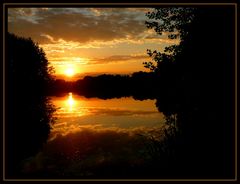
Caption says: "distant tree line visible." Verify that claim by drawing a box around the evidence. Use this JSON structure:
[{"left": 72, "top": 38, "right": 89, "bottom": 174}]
[{"left": 49, "top": 71, "right": 165, "bottom": 100}]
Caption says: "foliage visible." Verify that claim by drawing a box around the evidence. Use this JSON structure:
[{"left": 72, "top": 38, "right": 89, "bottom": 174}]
[
  {"left": 143, "top": 49, "right": 173, "bottom": 72},
  {"left": 6, "top": 33, "right": 56, "bottom": 177},
  {"left": 145, "top": 7, "right": 195, "bottom": 40},
  {"left": 143, "top": 7, "right": 195, "bottom": 73},
  {"left": 8, "top": 33, "right": 55, "bottom": 87},
  {"left": 142, "top": 6, "right": 235, "bottom": 178}
]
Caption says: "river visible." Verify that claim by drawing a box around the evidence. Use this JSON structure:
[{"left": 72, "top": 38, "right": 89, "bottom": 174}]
[{"left": 21, "top": 92, "right": 165, "bottom": 178}]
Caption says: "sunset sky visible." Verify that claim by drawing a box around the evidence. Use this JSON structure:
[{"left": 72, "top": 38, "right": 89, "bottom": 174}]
[{"left": 8, "top": 8, "right": 178, "bottom": 80}]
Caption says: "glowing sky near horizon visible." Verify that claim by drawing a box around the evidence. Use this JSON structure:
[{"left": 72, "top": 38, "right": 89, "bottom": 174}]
[{"left": 8, "top": 7, "right": 178, "bottom": 80}]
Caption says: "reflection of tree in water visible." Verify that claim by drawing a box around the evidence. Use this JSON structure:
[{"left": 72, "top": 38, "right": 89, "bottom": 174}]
[
  {"left": 142, "top": 6, "right": 235, "bottom": 179},
  {"left": 6, "top": 33, "right": 56, "bottom": 178}
]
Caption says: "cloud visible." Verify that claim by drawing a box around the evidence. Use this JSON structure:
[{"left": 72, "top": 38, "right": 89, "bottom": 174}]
[
  {"left": 46, "top": 57, "right": 89, "bottom": 67},
  {"left": 7, "top": 8, "right": 178, "bottom": 75},
  {"left": 42, "top": 52, "right": 148, "bottom": 66},
  {"left": 89, "top": 54, "right": 149, "bottom": 64},
  {"left": 8, "top": 8, "right": 160, "bottom": 45},
  {"left": 8, "top": 8, "right": 45, "bottom": 24},
  {"left": 39, "top": 35, "right": 117, "bottom": 51}
]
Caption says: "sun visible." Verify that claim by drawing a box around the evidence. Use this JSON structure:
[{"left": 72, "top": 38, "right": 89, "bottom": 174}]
[{"left": 65, "top": 68, "right": 75, "bottom": 77}]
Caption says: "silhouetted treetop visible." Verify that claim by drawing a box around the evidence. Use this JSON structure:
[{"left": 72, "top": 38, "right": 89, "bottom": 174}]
[
  {"left": 145, "top": 7, "right": 195, "bottom": 41},
  {"left": 8, "top": 32, "right": 55, "bottom": 91},
  {"left": 143, "top": 8, "right": 195, "bottom": 74}
]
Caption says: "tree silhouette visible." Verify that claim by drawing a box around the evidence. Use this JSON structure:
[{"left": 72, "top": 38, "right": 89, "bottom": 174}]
[
  {"left": 6, "top": 33, "right": 56, "bottom": 178},
  {"left": 144, "top": 6, "right": 235, "bottom": 178},
  {"left": 143, "top": 7, "right": 195, "bottom": 74}
]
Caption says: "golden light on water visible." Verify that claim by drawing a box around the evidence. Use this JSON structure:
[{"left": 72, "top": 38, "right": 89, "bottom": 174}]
[
  {"left": 66, "top": 92, "right": 75, "bottom": 111},
  {"left": 50, "top": 93, "right": 164, "bottom": 141}
]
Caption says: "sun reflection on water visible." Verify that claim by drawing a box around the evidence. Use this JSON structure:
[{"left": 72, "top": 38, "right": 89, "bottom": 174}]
[
  {"left": 66, "top": 92, "right": 76, "bottom": 111},
  {"left": 50, "top": 94, "right": 164, "bottom": 141}
]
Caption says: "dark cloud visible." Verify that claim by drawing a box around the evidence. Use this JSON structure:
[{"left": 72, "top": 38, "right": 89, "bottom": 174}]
[
  {"left": 8, "top": 8, "right": 154, "bottom": 44},
  {"left": 89, "top": 55, "right": 149, "bottom": 64}
]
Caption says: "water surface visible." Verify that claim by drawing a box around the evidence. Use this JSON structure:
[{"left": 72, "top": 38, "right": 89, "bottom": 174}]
[
  {"left": 21, "top": 93, "right": 165, "bottom": 178},
  {"left": 50, "top": 93, "right": 164, "bottom": 140}
]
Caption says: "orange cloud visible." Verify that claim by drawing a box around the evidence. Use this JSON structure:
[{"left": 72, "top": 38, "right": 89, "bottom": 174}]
[{"left": 8, "top": 8, "right": 166, "bottom": 44}]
